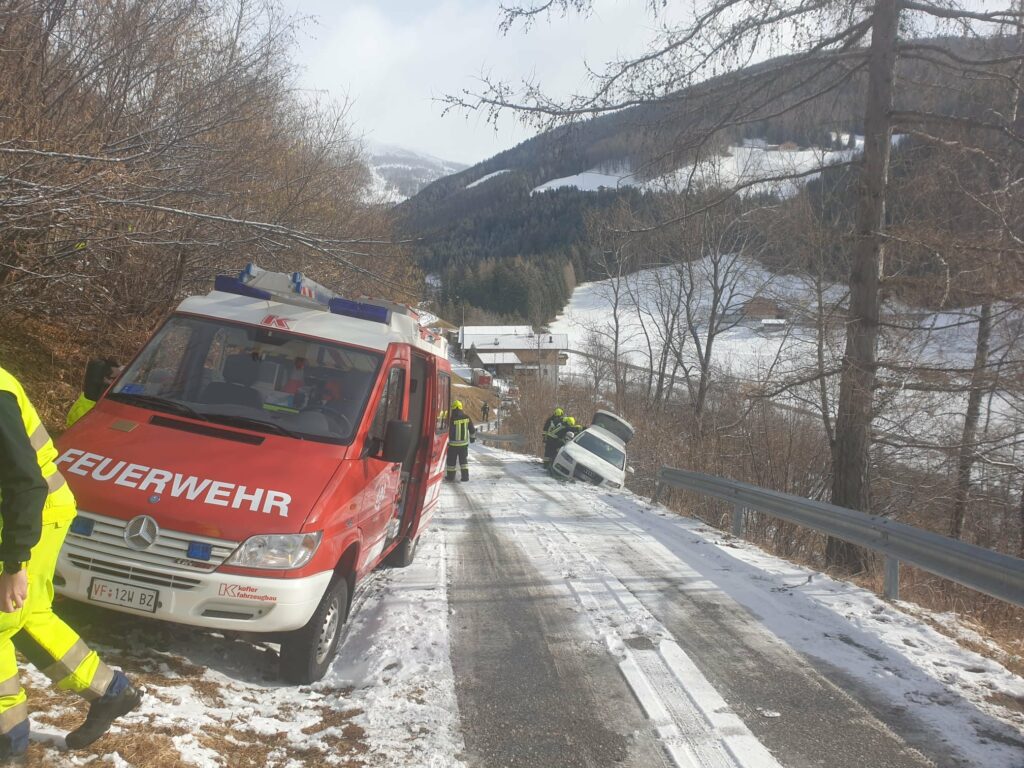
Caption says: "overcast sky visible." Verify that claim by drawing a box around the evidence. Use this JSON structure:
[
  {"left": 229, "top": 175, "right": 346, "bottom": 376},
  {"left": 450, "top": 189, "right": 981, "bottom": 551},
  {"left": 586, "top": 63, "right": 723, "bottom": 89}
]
[{"left": 280, "top": 1, "right": 672, "bottom": 165}]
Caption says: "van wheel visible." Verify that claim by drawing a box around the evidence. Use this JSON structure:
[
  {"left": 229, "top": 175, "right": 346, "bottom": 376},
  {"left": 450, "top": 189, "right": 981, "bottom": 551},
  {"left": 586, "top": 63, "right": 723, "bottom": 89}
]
[
  {"left": 279, "top": 577, "right": 348, "bottom": 684},
  {"left": 388, "top": 534, "right": 417, "bottom": 568}
]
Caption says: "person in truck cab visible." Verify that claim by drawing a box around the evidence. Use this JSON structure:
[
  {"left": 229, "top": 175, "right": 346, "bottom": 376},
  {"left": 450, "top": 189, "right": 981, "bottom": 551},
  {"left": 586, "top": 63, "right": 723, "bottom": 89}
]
[
  {"left": 316, "top": 378, "right": 359, "bottom": 431},
  {"left": 446, "top": 400, "right": 476, "bottom": 482},
  {"left": 0, "top": 367, "right": 141, "bottom": 760}
]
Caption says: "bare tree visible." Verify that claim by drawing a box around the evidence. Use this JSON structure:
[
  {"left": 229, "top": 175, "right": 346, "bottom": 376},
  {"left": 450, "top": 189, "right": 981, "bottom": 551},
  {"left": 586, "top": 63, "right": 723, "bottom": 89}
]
[
  {"left": 451, "top": 0, "right": 1024, "bottom": 571},
  {"left": 0, "top": 1, "right": 414, "bottom": 333}
]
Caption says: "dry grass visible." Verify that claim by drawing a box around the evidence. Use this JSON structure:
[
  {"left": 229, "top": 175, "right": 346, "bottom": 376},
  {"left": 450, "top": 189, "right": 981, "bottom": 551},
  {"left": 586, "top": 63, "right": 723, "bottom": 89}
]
[
  {"left": 21, "top": 655, "right": 369, "bottom": 767},
  {"left": 987, "top": 691, "right": 1024, "bottom": 714},
  {"left": 451, "top": 373, "right": 500, "bottom": 425},
  {"left": 0, "top": 313, "right": 155, "bottom": 434},
  {"left": 198, "top": 714, "right": 368, "bottom": 768}
]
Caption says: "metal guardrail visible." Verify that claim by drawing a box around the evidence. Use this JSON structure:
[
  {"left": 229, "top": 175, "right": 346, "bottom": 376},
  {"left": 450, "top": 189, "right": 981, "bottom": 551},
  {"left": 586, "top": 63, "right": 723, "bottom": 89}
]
[
  {"left": 475, "top": 432, "right": 526, "bottom": 445},
  {"left": 653, "top": 466, "right": 1024, "bottom": 607}
]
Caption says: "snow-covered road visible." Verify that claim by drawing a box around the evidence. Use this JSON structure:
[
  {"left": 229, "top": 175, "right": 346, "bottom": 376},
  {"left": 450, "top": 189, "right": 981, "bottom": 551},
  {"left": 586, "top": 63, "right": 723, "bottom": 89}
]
[{"left": 25, "top": 446, "right": 1024, "bottom": 767}]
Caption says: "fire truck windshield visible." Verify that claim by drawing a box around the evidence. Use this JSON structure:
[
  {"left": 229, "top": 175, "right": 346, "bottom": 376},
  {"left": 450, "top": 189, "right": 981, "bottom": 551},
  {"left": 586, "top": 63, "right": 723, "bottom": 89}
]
[{"left": 109, "top": 315, "right": 383, "bottom": 444}]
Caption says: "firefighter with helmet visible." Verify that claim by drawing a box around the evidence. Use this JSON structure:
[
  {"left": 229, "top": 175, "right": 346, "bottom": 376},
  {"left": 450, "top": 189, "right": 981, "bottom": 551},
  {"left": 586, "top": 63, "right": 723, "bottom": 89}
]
[
  {"left": 554, "top": 416, "right": 580, "bottom": 447},
  {"left": 65, "top": 358, "right": 121, "bottom": 428},
  {"left": 541, "top": 407, "right": 564, "bottom": 470},
  {"left": 446, "top": 400, "right": 476, "bottom": 482},
  {"left": 0, "top": 367, "right": 141, "bottom": 761}
]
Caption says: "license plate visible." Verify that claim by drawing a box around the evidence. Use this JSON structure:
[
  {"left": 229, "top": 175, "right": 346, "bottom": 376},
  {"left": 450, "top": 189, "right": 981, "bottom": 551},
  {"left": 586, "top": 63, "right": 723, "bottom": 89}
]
[{"left": 88, "top": 578, "right": 158, "bottom": 613}]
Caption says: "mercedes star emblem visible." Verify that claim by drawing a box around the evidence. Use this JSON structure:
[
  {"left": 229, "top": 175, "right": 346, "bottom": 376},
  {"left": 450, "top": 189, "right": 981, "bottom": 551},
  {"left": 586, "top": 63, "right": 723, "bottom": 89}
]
[{"left": 123, "top": 515, "right": 160, "bottom": 551}]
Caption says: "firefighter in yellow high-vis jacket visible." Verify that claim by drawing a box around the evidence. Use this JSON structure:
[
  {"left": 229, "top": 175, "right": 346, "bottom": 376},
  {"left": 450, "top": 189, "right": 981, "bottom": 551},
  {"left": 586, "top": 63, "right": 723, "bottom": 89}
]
[
  {"left": 445, "top": 400, "right": 476, "bottom": 482},
  {"left": 65, "top": 358, "right": 121, "bottom": 429},
  {"left": 0, "top": 366, "right": 140, "bottom": 761}
]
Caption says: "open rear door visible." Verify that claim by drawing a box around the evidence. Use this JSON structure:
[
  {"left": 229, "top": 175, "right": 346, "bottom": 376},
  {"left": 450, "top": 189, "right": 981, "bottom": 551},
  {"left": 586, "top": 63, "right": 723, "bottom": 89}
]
[{"left": 407, "top": 357, "right": 449, "bottom": 537}]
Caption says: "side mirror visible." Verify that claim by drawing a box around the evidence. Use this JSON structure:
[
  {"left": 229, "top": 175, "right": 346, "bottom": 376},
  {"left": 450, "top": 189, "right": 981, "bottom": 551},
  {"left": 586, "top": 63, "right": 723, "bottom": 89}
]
[
  {"left": 83, "top": 358, "right": 119, "bottom": 400},
  {"left": 381, "top": 420, "right": 413, "bottom": 463},
  {"left": 626, "top": 466, "right": 636, "bottom": 474}
]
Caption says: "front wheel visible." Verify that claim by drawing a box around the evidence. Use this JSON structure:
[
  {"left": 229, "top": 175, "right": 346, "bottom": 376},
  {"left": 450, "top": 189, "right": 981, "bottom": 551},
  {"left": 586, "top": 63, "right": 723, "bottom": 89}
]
[{"left": 279, "top": 576, "right": 348, "bottom": 684}]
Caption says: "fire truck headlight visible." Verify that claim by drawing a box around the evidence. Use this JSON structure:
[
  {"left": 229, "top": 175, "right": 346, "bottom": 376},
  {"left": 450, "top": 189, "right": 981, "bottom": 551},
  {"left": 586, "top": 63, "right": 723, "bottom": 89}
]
[{"left": 226, "top": 532, "right": 323, "bottom": 570}]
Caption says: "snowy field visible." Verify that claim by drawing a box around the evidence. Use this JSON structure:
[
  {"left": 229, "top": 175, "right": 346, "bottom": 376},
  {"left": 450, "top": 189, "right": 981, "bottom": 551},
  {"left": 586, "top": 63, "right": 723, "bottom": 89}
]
[
  {"left": 21, "top": 447, "right": 1024, "bottom": 766},
  {"left": 531, "top": 139, "right": 865, "bottom": 198},
  {"left": 550, "top": 258, "right": 984, "bottom": 381},
  {"left": 548, "top": 258, "right": 1012, "bottom": 460},
  {"left": 464, "top": 169, "right": 510, "bottom": 189}
]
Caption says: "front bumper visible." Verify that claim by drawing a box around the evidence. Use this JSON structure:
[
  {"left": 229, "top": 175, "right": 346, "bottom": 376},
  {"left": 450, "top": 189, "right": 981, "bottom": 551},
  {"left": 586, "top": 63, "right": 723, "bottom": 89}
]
[
  {"left": 54, "top": 510, "right": 332, "bottom": 633},
  {"left": 551, "top": 451, "right": 622, "bottom": 488},
  {"left": 56, "top": 551, "right": 332, "bottom": 634}
]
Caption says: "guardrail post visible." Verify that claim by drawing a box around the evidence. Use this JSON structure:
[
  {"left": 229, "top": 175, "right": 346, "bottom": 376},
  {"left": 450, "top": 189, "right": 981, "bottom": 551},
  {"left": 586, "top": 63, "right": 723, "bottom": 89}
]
[
  {"left": 732, "top": 504, "right": 744, "bottom": 538},
  {"left": 652, "top": 482, "right": 662, "bottom": 505},
  {"left": 884, "top": 556, "right": 900, "bottom": 601}
]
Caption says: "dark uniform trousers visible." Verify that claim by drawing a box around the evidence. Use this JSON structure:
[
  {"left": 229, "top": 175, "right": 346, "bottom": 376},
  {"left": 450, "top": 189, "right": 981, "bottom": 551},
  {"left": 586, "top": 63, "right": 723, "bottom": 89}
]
[{"left": 446, "top": 444, "right": 469, "bottom": 481}]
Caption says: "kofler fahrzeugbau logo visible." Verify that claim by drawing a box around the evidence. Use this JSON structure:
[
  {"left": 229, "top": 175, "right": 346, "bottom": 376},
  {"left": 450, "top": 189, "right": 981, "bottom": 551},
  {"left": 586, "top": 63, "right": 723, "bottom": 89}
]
[{"left": 56, "top": 449, "right": 292, "bottom": 516}]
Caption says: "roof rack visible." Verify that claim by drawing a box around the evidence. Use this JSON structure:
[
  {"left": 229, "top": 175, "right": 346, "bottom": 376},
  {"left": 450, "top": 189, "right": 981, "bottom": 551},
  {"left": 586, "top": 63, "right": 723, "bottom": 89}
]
[{"left": 213, "top": 263, "right": 416, "bottom": 326}]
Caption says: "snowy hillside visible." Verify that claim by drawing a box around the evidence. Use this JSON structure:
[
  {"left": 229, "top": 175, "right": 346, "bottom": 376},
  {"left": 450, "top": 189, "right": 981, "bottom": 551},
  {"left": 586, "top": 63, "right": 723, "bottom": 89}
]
[
  {"left": 532, "top": 139, "right": 864, "bottom": 198},
  {"left": 550, "top": 259, "right": 839, "bottom": 378},
  {"left": 549, "top": 258, "right": 1011, "bottom": 461},
  {"left": 366, "top": 142, "right": 467, "bottom": 204},
  {"left": 550, "top": 257, "right": 982, "bottom": 379}
]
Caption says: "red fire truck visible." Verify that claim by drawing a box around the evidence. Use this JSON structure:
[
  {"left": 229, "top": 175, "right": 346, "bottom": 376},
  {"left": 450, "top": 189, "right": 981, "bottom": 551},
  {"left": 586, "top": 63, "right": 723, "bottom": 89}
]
[{"left": 54, "top": 265, "right": 451, "bottom": 682}]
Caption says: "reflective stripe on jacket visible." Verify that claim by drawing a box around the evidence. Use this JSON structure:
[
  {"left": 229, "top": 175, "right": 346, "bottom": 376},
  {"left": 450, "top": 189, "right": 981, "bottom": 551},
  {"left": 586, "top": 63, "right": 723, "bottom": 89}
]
[
  {"left": 449, "top": 409, "right": 475, "bottom": 447},
  {"left": 0, "top": 368, "right": 76, "bottom": 520},
  {"left": 542, "top": 414, "right": 562, "bottom": 440}
]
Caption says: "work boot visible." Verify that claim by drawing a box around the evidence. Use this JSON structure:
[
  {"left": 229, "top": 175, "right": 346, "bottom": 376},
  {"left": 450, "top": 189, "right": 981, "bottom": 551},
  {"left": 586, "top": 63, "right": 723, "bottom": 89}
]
[
  {"left": 444, "top": 475, "right": 455, "bottom": 483},
  {"left": 65, "top": 673, "right": 142, "bottom": 750},
  {"left": 461, "top": 474, "right": 469, "bottom": 482},
  {"left": 0, "top": 720, "right": 28, "bottom": 764}
]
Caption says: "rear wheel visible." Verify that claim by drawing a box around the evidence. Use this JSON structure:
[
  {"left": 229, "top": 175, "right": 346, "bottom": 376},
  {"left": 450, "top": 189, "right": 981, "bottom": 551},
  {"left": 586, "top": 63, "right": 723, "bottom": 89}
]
[{"left": 279, "top": 576, "right": 348, "bottom": 684}]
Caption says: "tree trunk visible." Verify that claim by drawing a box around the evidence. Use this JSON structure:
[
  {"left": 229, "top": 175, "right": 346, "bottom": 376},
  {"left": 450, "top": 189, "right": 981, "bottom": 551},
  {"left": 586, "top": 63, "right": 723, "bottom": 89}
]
[
  {"left": 828, "top": 0, "right": 898, "bottom": 571},
  {"left": 1019, "top": 487, "right": 1024, "bottom": 558},
  {"left": 816, "top": 273, "right": 835, "bottom": 449},
  {"left": 950, "top": 303, "right": 992, "bottom": 540}
]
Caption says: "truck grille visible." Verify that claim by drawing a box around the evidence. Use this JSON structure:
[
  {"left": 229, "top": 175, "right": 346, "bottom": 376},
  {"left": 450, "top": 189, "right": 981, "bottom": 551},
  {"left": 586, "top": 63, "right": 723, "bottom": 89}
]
[
  {"left": 573, "top": 464, "right": 603, "bottom": 484},
  {"left": 65, "top": 554, "right": 202, "bottom": 590},
  {"left": 64, "top": 510, "right": 238, "bottom": 578}
]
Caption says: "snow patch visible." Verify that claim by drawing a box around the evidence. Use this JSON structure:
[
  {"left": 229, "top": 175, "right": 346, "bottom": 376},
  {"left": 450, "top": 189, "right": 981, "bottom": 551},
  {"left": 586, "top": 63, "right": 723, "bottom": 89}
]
[{"left": 464, "top": 169, "right": 511, "bottom": 189}]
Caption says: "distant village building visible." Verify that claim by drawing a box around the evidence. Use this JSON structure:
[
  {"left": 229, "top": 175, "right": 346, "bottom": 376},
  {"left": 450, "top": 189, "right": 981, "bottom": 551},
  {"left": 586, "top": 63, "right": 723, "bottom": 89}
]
[
  {"left": 459, "top": 325, "right": 568, "bottom": 382},
  {"left": 741, "top": 297, "right": 787, "bottom": 320},
  {"left": 759, "top": 318, "right": 788, "bottom": 332}
]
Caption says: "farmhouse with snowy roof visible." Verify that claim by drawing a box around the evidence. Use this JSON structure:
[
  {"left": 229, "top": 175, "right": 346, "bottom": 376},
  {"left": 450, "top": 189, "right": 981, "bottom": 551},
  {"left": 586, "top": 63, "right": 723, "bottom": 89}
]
[{"left": 459, "top": 325, "right": 568, "bottom": 381}]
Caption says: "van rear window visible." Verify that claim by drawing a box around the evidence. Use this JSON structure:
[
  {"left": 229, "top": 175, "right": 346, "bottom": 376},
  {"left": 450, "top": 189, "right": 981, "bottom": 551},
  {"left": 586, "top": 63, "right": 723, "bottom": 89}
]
[{"left": 110, "top": 315, "right": 382, "bottom": 444}]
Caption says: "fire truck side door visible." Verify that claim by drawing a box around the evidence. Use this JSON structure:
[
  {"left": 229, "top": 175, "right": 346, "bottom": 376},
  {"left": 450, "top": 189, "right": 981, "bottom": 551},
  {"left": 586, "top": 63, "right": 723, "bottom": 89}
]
[{"left": 360, "top": 362, "right": 406, "bottom": 570}]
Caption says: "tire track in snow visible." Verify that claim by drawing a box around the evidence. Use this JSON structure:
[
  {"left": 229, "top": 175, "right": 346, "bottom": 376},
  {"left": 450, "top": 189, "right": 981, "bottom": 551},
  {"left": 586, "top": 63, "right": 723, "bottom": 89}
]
[
  {"left": 491, "top": 452, "right": 936, "bottom": 768},
  {"left": 468, "top": 450, "right": 782, "bottom": 768},
  {"left": 445, "top": 465, "right": 668, "bottom": 768}
]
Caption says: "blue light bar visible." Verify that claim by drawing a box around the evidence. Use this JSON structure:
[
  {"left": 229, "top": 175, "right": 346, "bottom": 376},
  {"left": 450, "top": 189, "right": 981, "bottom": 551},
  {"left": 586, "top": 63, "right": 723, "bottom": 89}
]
[
  {"left": 70, "top": 517, "right": 95, "bottom": 536},
  {"left": 328, "top": 298, "right": 390, "bottom": 324},
  {"left": 187, "top": 541, "right": 212, "bottom": 561},
  {"left": 214, "top": 275, "right": 274, "bottom": 301}
]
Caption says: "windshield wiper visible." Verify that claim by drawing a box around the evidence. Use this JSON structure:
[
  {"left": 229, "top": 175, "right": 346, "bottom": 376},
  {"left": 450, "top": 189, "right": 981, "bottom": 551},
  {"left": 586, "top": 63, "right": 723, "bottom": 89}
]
[
  {"left": 199, "top": 413, "right": 302, "bottom": 440},
  {"left": 111, "top": 393, "right": 207, "bottom": 421}
]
